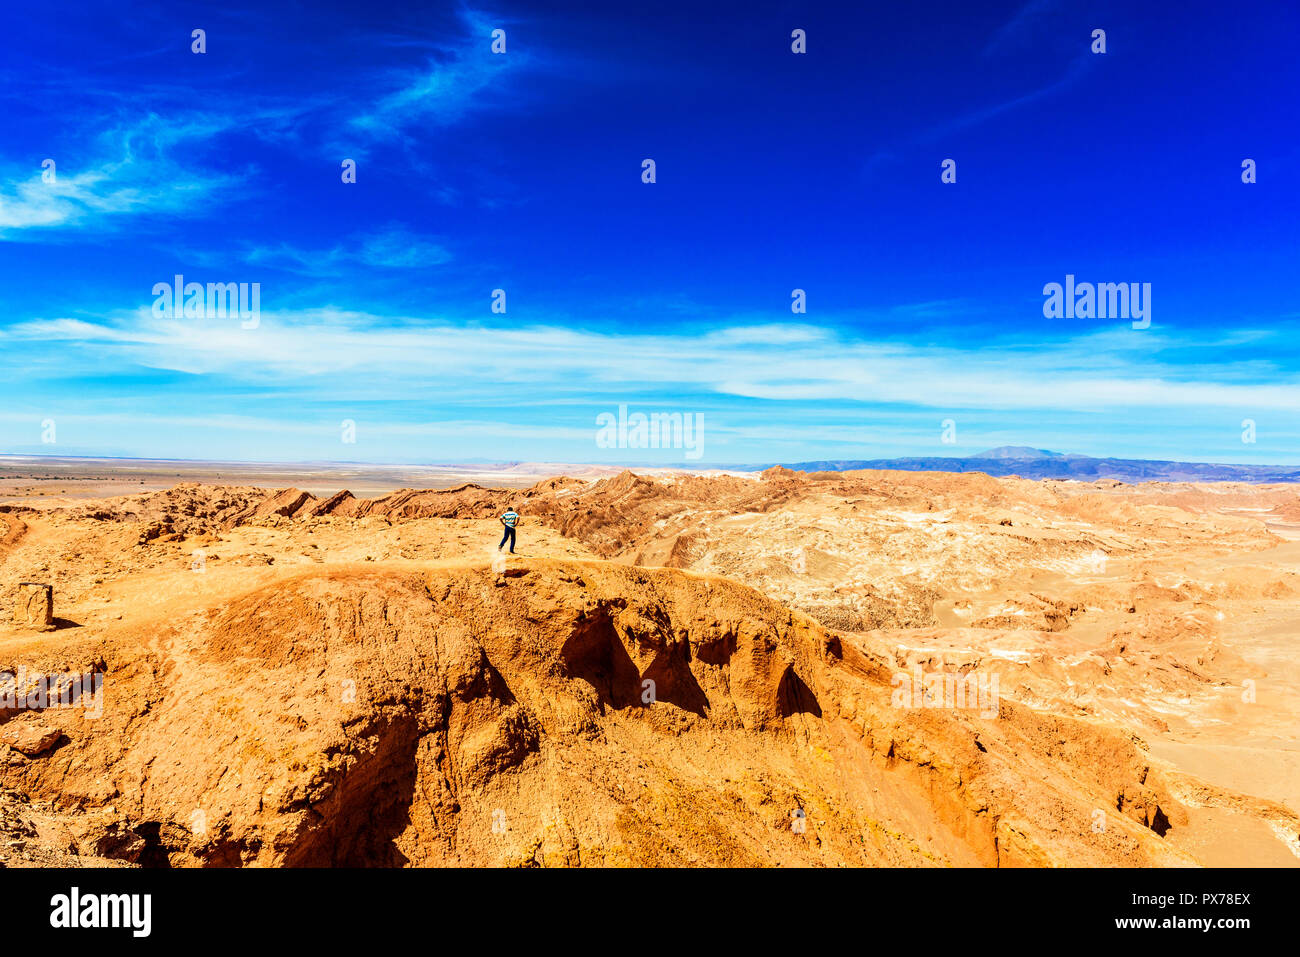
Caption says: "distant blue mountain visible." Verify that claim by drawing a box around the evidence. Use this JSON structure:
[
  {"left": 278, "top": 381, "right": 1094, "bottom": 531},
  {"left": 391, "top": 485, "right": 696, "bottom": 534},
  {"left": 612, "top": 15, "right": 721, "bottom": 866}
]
[{"left": 768, "top": 448, "right": 1300, "bottom": 483}]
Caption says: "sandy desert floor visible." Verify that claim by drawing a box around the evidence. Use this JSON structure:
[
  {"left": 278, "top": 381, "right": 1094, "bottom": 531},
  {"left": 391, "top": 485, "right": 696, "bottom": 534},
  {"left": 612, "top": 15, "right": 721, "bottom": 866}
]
[{"left": 0, "top": 463, "right": 1296, "bottom": 867}]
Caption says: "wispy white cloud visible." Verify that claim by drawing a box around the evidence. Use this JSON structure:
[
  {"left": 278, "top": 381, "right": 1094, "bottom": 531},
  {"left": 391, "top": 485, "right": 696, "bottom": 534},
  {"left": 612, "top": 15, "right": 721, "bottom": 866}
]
[
  {"left": 241, "top": 227, "right": 453, "bottom": 275},
  {"left": 0, "top": 8, "right": 528, "bottom": 239},
  {"left": 0, "top": 409, "right": 594, "bottom": 443},
  {"left": 345, "top": 8, "right": 525, "bottom": 147},
  {"left": 6, "top": 309, "right": 1299, "bottom": 415},
  {"left": 0, "top": 113, "right": 247, "bottom": 238},
  {"left": 862, "top": 0, "right": 1089, "bottom": 175},
  {"left": 982, "top": 0, "right": 1063, "bottom": 57}
]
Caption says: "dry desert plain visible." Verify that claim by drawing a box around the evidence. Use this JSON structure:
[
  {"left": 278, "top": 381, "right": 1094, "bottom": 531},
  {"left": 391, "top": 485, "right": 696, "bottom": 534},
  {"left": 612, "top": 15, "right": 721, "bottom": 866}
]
[{"left": 1, "top": 459, "right": 1298, "bottom": 867}]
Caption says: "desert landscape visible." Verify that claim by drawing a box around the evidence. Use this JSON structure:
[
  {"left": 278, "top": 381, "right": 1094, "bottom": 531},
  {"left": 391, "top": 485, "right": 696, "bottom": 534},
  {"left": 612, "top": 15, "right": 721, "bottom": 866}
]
[{"left": 1, "top": 463, "right": 1296, "bottom": 867}]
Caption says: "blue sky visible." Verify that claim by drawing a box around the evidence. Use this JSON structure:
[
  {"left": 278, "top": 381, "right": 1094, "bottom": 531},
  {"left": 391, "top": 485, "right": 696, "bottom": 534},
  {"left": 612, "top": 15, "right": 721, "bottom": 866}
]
[{"left": 1, "top": 0, "right": 1298, "bottom": 466}]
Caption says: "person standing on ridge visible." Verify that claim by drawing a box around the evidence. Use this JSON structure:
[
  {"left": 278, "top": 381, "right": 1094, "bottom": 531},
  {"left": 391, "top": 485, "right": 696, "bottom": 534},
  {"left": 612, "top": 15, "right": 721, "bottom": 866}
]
[{"left": 498, "top": 505, "right": 520, "bottom": 553}]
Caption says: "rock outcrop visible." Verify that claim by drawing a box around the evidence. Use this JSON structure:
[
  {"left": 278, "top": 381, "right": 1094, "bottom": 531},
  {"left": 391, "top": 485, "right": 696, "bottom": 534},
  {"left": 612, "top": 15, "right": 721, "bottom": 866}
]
[
  {"left": 0, "top": 559, "right": 1225, "bottom": 867},
  {"left": 13, "top": 583, "right": 53, "bottom": 631}
]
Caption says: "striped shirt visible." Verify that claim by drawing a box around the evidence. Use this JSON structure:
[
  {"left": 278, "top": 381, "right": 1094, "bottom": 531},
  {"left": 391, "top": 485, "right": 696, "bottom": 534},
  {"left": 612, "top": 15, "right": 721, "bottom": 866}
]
[{"left": 501, "top": 510, "right": 519, "bottom": 527}]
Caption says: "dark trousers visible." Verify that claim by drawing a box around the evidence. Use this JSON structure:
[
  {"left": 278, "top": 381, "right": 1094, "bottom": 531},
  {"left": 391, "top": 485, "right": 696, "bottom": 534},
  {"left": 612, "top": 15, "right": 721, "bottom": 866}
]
[{"left": 498, "top": 526, "right": 516, "bottom": 552}]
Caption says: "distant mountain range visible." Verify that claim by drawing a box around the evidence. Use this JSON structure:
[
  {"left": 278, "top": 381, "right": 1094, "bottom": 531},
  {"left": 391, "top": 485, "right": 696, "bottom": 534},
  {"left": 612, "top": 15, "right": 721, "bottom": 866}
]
[{"left": 773, "top": 446, "right": 1300, "bottom": 483}]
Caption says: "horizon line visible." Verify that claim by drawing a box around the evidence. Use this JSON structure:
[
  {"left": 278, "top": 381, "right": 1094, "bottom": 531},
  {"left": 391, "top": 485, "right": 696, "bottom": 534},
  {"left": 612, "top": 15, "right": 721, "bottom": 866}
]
[{"left": 4, "top": 448, "right": 1300, "bottom": 474}]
